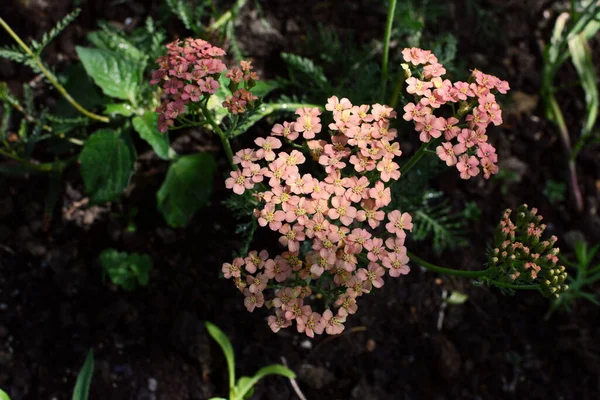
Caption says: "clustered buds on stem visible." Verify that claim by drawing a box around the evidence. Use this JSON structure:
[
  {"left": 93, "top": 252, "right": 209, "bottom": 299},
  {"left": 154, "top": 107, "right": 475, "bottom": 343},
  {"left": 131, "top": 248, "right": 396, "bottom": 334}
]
[
  {"left": 150, "top": 38, "right": 259, "bottom": 132},
  {"left": 488, "top": 205, "right": 568, "bottom": 298},
  {"left": 222, "top": 96, "right": 414, "bottom": 337},
  {"left": 401, "top": 47, "right": 510, "bottom": 180}
]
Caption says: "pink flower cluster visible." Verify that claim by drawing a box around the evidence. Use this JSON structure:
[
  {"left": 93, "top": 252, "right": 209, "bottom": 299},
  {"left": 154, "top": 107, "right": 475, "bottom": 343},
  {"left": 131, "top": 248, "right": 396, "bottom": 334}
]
[
  {"left": 401, "top": 47, "right": 510, "bottom": 180},
  {"left": 222, "top": 96, "right": 413, "bottom": 337},
  {"left": 150, "top": 38, "right": 259, "bottom": 132}
]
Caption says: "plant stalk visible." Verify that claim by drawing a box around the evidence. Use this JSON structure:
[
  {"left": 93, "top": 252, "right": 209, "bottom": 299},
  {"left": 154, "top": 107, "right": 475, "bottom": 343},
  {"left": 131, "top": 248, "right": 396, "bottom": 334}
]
[
  {"left": 408, "top": 251, "right": 489, "bottom": 278},
  {"left": 380, "top": 0, "right": 397, "bottom": 101},
  {"left": 0, "top": 17, "right": 109, "bottom": 123}
]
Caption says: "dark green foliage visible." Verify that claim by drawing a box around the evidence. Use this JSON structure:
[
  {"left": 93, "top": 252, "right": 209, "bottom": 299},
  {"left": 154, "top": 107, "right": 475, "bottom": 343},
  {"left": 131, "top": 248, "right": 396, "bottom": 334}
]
[
  {"left": 32, "top": 9, "right": 81, "bottom": 56},
  {"left": 223, "top": 191, "right": 259, "bottom": 257},
  {"left": 99, "top": 249, "right": 153, "bottom": 291},
  {"left": 166, "top": 0, "right": 205, "bottom": 35}
]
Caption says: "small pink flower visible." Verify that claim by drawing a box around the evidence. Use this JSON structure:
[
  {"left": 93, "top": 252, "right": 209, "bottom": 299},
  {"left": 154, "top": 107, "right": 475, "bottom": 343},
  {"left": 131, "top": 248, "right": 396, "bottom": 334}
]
[
  {"left": 356, "top": 263, "right": 386, "bottom": 289},
  {"left": 257, "top": 202, "right": 286, "bottom": 231},
  {"left": 364, "top": 237, "right": 387, "bottom": 262},
  {"left": 225, "top": 170, "right": 254, "bottom": 194},
  {"left": 255, "top": 136, "right": 282, "bottom": 161},
  {"left": 376, "top": 159, "right": 401, "bottom": 182},
  {"left": 406, "top": 77, "right": 432, "bottom": 96},
  {"left": 369, "top": 181, "right": 391, "bottom": 208},
  {"left": 243, "top": 289, "right": 265, "bottom": 312},
  {"left": 381, "top": 252, "right": 410, "bottom": 277},
  {"left": 415, "top": 114, "right": 444, "bottom": 143},
  {"left": 222, "top": 257, "right": 243, "bottom": 278},
  {"left": 328, "top": 196, "right": 357, "bottom": 226},
  {"left": 297, "top": 311, "right": 324, "bottom": 338},
  {"left": 295, "top": 107, "right": 322, "bottom": 139},
  {"left": 386, "top": 210, "right": 413, "bottom": 236},
  {"left": 456, "top": 154, "right": 480, "bottom": 180},
  {"left": 320, "top": 309, "right": 346, "bottom": 335},
  {"left": 268, "top": 309, "right": 292, "bottom": 333},
  {"left": 278, "top": 223, "right": 305, "bottom": 252},
  {"left": 271, "top": 121, "right": 299, "bottom": 140}
]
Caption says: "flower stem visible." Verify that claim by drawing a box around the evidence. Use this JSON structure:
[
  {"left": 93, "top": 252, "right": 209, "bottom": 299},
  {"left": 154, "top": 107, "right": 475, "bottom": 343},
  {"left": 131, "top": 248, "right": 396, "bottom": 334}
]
[
  {"left": 0, "top": 17, "right": 110, "bottom": 123},
  {"left": 408, "top": 251, "right": 490, "bottom": 278},
  {"left": 400, "top": 141, "right": 430, "bottom": 176},
  {"left": 199, "top": 104, "right": 236, "bottom": 170},
  {"left": 380, "top": 0, "right": 397, "bottom": 101}
]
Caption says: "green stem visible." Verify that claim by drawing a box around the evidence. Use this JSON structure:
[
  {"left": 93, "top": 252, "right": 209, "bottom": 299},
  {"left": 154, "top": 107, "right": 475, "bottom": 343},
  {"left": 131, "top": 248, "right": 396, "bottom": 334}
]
[
  {"left": 0, "top": 18, "right": 109, "bottom": 123},
  {"left": 265, "top": 103, "right": 325, "bottom": 112},
  {"left": 490, "top": 281, "right": 539, "bottom": 291},
  {"left": 380, "top": 0, "right": 397, "bottom": 100},
  {"left": 400, "top": 141, "right": 430, "bottom": 176},
  {"left": 199, "top": 104, "right": 236, "bottom": 170},
  {"left": 408, "top": 251, "right": 490, "bottom": 278},
  {"left": 0, "top": 148, "right": 66, "bottom": 173}
]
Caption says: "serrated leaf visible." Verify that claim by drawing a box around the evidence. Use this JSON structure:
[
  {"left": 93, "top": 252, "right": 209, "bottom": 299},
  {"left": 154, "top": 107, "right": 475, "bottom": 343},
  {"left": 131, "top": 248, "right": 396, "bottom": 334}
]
[
  {"left": 99, "top": 248, "right": 153, "bottom": 290},
  {"left": 87, "top": 24, "right": 146, "bottom": 63},
  {"left": 132, "top": 112, "right": 171, "bottom": 160},
  {"left": 79, "top": 129, "right": 133, "bottom": 204},
  {"left": 72, "top": 349, "right": 94, "bottom": 400},
  {"left": 104, "top": 103, "right": 134, "bottom": 117},
  {"left": 157, "top": 153, "right": 216, "bottom": 227},
  {"left": 37, "top": 9, "right": 81, "bottom": 56},
  {"left": 281, "top": 53, "right": 328, "bottom": 88},
  {"left": 205, "top": 322, "right": 236, "bottom": 391},
  {"left": 568, "top": 33, "right": 598, "bottom": 138},
  {"left": 76, "top": 46, "right": 142, "bottom": 103}
]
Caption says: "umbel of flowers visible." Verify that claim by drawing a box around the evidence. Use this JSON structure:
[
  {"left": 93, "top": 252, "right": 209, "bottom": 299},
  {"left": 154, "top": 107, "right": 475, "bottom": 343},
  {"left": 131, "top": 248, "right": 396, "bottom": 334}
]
[
  {"left": 150, "top": 38, "right": 258, "bottom": 132},
  {"left": 222, "top": 96, "right": 414, "bottom": 337},
  {"left": 400, "top": 48, "right": 509, "bottom": 180},
  {"left": 487, "top": 205, "right": 568, "bottom": 298}
]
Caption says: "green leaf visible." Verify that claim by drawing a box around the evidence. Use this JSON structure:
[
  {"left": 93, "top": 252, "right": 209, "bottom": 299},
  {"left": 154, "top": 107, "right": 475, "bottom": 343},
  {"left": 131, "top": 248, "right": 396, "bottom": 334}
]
[
  {"left": 568, "top": 33, "right": 598, "bottom": 138},
  {"left": 0, "top": 388, "right": 10, "bottom": 400},
  {"left": 207, "top": 74, "right": 230, "bottom": 125},
  {"left": 87, "top": 23, "right": 146, "bottom": 62},
  {"left": 205, "top": 322, "right": 236, "bottom": 392},
  {"left": 99, "top": 248, "right": 153, "bottom": 290},
  {"left": 79, "top": 129, "right": 133, "bottom": 204},
  {"left": 157, "top": 153, "right": 216, "bottom": 227},
  {"left": 234, "top": 365, "right": 295, "bottom": 400},
  {"left": 75, "top": 47, "right": 143, "bottom": 103},
  {"left": 72, "top": 349, "right": 94, "bottom": 400},
  {"left": 251, "top": 80, "right": 281, "bottom": 98},
  {"left": 104, "top": 103, "right": 135, "bottom": 117},
  {"left": 36, "top": 9, "right": 81, "bottom": 56},
  {"left": 132, "top": 112, "right": 171, "bottom": 160},
  {"left": 281, "top": 53, "right": 328, "bottom": 89},
  {"left": 447, "top": 291, "right": 469, "bottom": 305}
]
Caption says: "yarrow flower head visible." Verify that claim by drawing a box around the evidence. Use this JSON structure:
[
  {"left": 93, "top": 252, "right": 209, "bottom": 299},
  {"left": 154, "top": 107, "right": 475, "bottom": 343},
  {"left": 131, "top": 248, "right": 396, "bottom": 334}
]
[
  {"left": 401, "top": 47, "right": 509, "bottom": 180},
  {"left": 222, "top": 96, "right": 413, "bottom": 337},
  {"left": 487, "top": 204, "right": 568, "bottom": 298},
  {"left": 150, "top": 38, "right": 260, "bottom": 132}
]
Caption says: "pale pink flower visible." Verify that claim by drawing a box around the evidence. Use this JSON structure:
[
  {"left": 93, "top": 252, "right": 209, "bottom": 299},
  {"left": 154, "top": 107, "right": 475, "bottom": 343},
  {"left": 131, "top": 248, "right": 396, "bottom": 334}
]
[
  {"left": 456, "top": 154, "right": 480, "bottom": 180},
  {"left": 371, "top": 103, "right": 396, "bottom": 121},
  {"left": 264, "top": 258, "right": 292, "bottom": 282},
  {"left": 386, "top": 210, "right": 413, "bottom": 236},
  {"left": 406, "top": 77, "right": 432, "bottom": 96},
  {"left": 369, "top": 181, "right": 391, "bottom": 207},
  {"left": 247, "top": 273, "right": 268, "bottom": 293},
  {"left": 222, "top": 257, "right": 243, "bottom": 278},
  {"left": 326, "top": 96, "right": 352, "bottom": 113},
  {"left": 385, "top": 236, "right": 407, "bottom": 253},
  {"left": 233, "top": 148, "right": 258, "bottom": 168},
  {"left": 255, "top": 136, "right": 282, "bottom": 161},
  {"left": 356, "top": 200, "right": 385, "bottom": 229},
  {"left": 297, "top": 312, "right": 324, "bottom": 338},
  {"left": 278, "top": 223, "right": 305, "bottom": 252},
  {"left": 436, "top": 142, "right": 459, "bottom": 166},
  {"left": 328, "top": 196, "right": 357, "bottom": 226},
  {"left": 334, "top": 294, "right": 358, "bottom": 315},
  {"left": 481, "top": 157, "right": 499, "bottom": 179},
  {"left": 320, "top": 309, "right": 346, "bottom": 335},
  {"left": 268, "top": 309, "right": 292, "bottom": 333},
  {"left": 381, "top": 252, "right": 410, "bottom": 277},
  {"left": 257, "top": 202, "right": 286, "bottom": 231},
  {"left": 477, "top": 142, "right": 498, "bottom": 163},
  {"left": 356, "top": 263, "right": 386, "bottom": 289},
  {"left": 364, "top": 237, "right": 387, "bottom": 262},
  {"left": 271, "top": 121, "right": 299, "bottom": 140},
  {"left": 279, "top": 150, "right": 306, "bottom": 167},
  {"left": 415, "top": 114, "right": 444, "bottom": 142},
  {"left": 243, "top": 289, "right": 264, "bottom": 312},
  {"left": 225, "top": 170, "right": 254, "bottom": 194},
  {"left": 344, "top": 176, "right": 370, "bottom": 203},
  {"left": 295, "top": 107, "right": 322, "bottom": 139},
  {"left": 346, "top": 228, "right": 372, "bottom": 254},
  {"left": 376, "top": 158, "right": 401, "bottom": 182}
]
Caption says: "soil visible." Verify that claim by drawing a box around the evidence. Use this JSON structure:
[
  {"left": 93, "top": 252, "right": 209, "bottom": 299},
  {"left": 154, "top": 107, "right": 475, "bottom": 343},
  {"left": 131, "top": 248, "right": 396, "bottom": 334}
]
[{"left": 1, "top": 0, "right": 600, "bottom": 399}]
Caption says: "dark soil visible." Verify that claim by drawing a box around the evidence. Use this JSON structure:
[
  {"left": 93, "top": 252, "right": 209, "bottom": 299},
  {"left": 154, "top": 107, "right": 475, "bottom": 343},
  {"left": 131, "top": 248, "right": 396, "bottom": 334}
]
[{"left": 1, "top": 0, "right": 600, "bottom": 399}]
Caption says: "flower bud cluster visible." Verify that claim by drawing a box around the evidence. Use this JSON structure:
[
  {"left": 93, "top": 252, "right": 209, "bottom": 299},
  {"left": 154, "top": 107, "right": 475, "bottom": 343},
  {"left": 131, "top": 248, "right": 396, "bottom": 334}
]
[
  {"left": 222, "top": 96, "right": 413, "bottom": 337},
  {"left": 150, "top": 38, "right": 259, "bottom": 132},
  {"left": 488, "top": 205, "right": 567, "bottom": 298},
  {"left": 401, "top": 47, "right": 510, "bottom": 180}
]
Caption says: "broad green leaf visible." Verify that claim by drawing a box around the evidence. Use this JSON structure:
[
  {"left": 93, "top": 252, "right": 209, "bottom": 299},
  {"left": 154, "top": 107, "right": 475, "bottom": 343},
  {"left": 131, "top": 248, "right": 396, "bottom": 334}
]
[
  {"left": 76, "top": 46, "right": 143, "bottom": 104},
  {"left": 87, "top": 25, "right": 146, "bottom": 62},
  {"left": 205, "top": 322, "right": 236, "bottom": 392},
  {"left": 0, "top": 388, "right": 10, "bottom": 400},
  {"left": 79, "top": 129, "right": 133, "bottom": 204},
  {"left": 568, "top": 33, "right": 598, "bottom": 138},
  {"left": 54, "top": 64, "right": 106, "bottom": 118},
  {"left": 251, "top": 79, "right": 281, "bottom": 98},
  {"left": 132, "top": 112, "right": 171, "bottom": 160},
  {"left": 234, "top": 365, "right": 295, "bottom": 400},
  {"left": 104, "top": 103, "right": 135, "bottom": 117},
  {"left": 157, "top": 153, "right": 216, "bottom": 227},
  {"left": 72, "top": 349, "right": 94, "bottom": 400}
]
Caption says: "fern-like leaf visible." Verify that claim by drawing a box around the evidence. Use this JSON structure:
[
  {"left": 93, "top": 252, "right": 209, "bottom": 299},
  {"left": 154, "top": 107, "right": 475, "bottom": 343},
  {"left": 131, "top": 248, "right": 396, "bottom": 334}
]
[
  {"left": 166, "top": 0, "right": 202, "bottom": 34},
  {"left": 0, "top": 46, "right": 38, "bottom": 71},
  {"left": 411, "top": 192, "right": 468, "bottom": 254},
  {"left": 281, "top": 53, "right": 328, "bottom": 90},
  {"left": 33, "top": 9, "right": 81, "bottom": 56}
]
